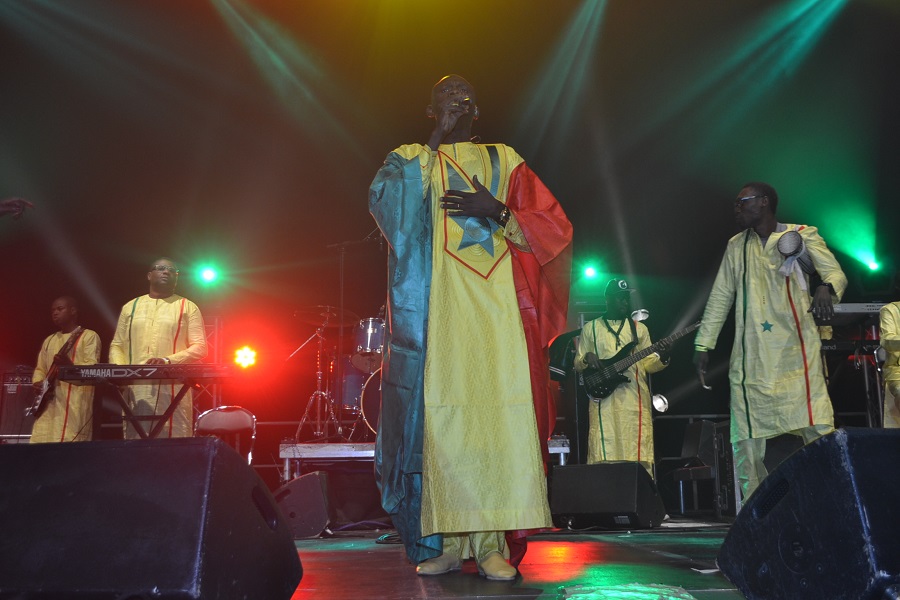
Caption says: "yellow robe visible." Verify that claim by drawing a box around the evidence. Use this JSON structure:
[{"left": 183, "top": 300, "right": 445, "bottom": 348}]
[
  {"left": 30, "top": 329, "right": 101, "bottom": 443},
  {"left": 413, "top": 142, "right": 552, "bottom": 536},
  {"left": 880, "top": 302, "right": 900, "bottom": 428},
  {"left": 574, "top": 318, "right": 666, "bottom": 475},
  {"left": 109, "top": 294, "right": 207, "bottom": 438},
  {"left": 696, "top": 224, "right": 847, "bottom": 442}
]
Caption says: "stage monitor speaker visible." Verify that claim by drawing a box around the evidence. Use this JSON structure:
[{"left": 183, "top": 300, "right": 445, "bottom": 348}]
[
  {"left": 717, "top": 428, "right": 900, "bottom": 600},
  {"left": 1, "top": 369, "right": 35, "bottom": 439},
  {"left": 550, "top": 462, "right": 666, "bottom": 529},
  {"left": 0, "top": 437, "right": 302, "bottom": 599},
  {"left": 274, "top": 471, "right": 332, "bottom": 539}
]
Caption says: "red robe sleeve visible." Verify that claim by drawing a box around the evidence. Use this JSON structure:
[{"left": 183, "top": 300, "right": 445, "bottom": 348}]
[{"left": 507, "top": 162, "right": 573, "bottom": 464}]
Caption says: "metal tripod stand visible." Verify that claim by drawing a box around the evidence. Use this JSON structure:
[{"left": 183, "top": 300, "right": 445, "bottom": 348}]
[{"left": 289, "top": 321, "right": 341, "bottom": 440}]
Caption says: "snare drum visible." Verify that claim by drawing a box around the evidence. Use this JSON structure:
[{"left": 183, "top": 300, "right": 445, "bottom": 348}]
[{"left": 351, "top": 317, "right": 384, "bottom": 373}]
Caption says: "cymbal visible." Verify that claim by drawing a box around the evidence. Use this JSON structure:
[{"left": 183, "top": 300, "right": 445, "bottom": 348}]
[{"left": 293, "top": 305, "right": 360, "bottom": 327}]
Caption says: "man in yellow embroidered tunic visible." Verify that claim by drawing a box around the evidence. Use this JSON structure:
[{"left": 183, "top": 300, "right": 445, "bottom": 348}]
[
  {"left": 694, "top": 182, "right": 847, "bottom": 499},
  {"left": 110, "top": 258, "right": 207, "bottom": 438},
  {"left": 31, "top": 296, "right": 101, "bottom": 443},
  {"left": 574, "top": 279, "right": 668, "bottom": 476},
  {"left": 880, "top": 301, "right": 900, "bottom": 428},
  {"left": 370, "top": 75, "right": 572, "bottom": 580}
]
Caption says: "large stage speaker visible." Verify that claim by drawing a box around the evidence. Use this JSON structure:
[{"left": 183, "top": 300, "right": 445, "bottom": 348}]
[
  {"left": 717, "top": 428, "right": 900, "bottom": 599},
  {"left": 0, "top": 437, "right": 302, "bottom": 599},
  {"left": 274, "top": 471, "right": 332, "bottom": 539},
  {"left": 550, "top": 462, "right": 666, "bottom": 529}
]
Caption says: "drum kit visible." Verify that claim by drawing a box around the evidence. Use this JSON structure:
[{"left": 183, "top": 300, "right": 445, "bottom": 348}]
[{"left": 290, "top": 305, "right": 384, "bottom": 442}]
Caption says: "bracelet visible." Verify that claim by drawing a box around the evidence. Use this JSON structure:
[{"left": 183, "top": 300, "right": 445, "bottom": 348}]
[
  {"left": 494, "top": 206, "right": 511, "bottom": 228},
  {"left": 163, "top": 357, "right": 171, "bottom": 364},
  {"left": 818, "top": 282, "right": 835, "bottom": 293}
]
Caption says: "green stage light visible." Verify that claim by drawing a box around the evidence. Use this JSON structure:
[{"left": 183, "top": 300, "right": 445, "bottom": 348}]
[
  {"left": 195, "top": 265, "right": 220, "bottom": 286},
  {"left": 868, "top": 261, "right": 880, "bottom": 271},
  {"left": 585, "top": 266, "right": 598, "bottom": 279}
]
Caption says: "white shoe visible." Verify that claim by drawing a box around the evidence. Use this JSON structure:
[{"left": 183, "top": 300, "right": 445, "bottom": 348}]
[
  {"left": 416, "top": 553, "right": 461, "bottom": 576},
  {"left": 477, "top": 552, "right": 517, "bottom": 581}
]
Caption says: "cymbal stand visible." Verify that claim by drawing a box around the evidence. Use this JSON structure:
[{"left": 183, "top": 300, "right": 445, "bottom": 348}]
[{"left": 291, "top": 325, "right": 342, "bottom": 440}]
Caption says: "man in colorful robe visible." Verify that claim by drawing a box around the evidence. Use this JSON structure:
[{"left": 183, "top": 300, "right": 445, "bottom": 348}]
[
  {"left": 574, "top": 279, "right": 668, "bottom": 476},
  {"left": 694, "top": 182, "right": 847, "bottom": 499},
  {"left": 110, "top": 257, "right": 207, "bottom": 438},
  {"left": 369, "top": 75, "right": 572, "bottom": 580},
  {"left": 31, "top": 296, "right": 101, "bottom": 443}
]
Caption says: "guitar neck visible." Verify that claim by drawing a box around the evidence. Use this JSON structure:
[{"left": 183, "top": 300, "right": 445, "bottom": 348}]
[{"left": 610, "top": 322, "right": 700, "bottom": 373}]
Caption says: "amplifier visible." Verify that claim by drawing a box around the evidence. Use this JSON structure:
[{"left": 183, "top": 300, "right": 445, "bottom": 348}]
[{"left": 1, "top": 369, "right": 35, "bottom": 439}]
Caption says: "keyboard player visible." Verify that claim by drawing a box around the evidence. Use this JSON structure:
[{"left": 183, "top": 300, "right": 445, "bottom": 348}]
[{"left": 109, "top": 257, "right": 207, "bottom": 438}]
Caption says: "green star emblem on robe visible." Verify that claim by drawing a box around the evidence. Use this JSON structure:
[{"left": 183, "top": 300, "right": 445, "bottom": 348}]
[
  {"left": 761, "top": 321, "right": 774, "bottom": 332},
  {"left": 451, "top": 215, "right": 500, "bottom": 256}
]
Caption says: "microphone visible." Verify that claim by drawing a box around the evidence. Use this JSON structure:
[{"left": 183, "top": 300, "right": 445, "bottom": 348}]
[{"left": 453, "top": 97, "right": 472, "bottom": 111}]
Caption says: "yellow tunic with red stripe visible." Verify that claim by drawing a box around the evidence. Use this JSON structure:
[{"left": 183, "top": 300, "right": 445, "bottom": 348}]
[
  {"left": 109, "top": 294, "right": 207, "bottom": 438},
  {"left": 30, "top": 329, "right": 101, "bottom": 443},
  {"left": 695, "top": 224, "right": 847, "bottom": 442}
]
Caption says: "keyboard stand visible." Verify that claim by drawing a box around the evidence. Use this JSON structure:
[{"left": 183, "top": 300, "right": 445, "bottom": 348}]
[{"left": 99, "top": 379, "right": 196, "bottom": 439}]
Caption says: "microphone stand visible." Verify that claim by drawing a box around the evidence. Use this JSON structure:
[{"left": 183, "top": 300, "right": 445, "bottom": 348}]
[{"left": 326, "top": 228, "right": 383, "bottom": 441}]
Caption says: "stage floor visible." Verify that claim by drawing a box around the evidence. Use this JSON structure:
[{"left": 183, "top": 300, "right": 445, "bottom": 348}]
[{"left": 288, "top": 517, "right": 745, "bottom": 599}]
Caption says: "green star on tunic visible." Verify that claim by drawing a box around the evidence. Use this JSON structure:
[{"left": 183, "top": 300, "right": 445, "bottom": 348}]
[
  {"left": 451, "top": 215, "right": 500, "bottom": 256},
  {"left": 761, "top": 321, "right": 773, "bottom": 332}
]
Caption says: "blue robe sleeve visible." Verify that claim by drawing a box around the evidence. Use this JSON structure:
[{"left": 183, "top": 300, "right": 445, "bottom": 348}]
[{"left": 368, "top": 148, "right": 441, "bottom": 563}]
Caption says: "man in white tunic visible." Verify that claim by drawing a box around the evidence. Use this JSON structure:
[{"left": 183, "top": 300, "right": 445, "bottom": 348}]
[
  {"left": 694, "top": 182, "right": 847, "bottom": 499},
  {"left": 110, "top": 258, "right": 207, "bottom": 438},
  {"left": 574, "top": 279, "right": 668, "bottom": 476},
  {"left": 31, "top": 296, "right": 101, "bottom": 442}
]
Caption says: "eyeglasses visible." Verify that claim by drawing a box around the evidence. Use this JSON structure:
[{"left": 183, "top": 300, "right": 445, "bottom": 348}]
[
  {"left": 734, "top": 194, "right": 766, "bottom": 206},
  {"left": 152, "top": 264, "right": 179, "bottom": 274}
]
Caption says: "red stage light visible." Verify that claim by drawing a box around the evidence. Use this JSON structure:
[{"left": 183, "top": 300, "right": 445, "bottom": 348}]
[{"left": 234, "top": 345, "right": 257, "bottom": 368}]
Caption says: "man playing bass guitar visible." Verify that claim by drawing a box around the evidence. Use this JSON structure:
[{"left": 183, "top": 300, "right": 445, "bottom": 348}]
[
  {"left": 574, "top": 279, "right": 669, "bottom": 477},
  {"left": 30, "top": 296, "right": 101, "bottom": 443}
]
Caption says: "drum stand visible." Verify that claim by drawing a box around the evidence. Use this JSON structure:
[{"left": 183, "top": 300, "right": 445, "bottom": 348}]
[{"left": 290, "top": 324, "right": 342, "bottom": 440}]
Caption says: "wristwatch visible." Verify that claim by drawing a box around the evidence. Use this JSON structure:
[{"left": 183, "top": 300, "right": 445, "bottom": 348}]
[{"left": 494, "top": 206, "right": 511, "bottom": 228}]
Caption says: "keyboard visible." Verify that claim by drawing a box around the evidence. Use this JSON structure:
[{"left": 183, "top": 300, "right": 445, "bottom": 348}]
[{"left": 57, "top": 363, "right": 234, "bottom": 383}]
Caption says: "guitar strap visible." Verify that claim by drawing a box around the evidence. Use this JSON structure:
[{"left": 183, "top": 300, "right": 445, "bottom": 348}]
[{"left": 56, "top": 327, "right": 86, "bottom": 363}]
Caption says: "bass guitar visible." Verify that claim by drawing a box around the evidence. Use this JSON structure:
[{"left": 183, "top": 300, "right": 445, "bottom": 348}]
[
  {"left": 580, "top": 321, "right": 700, "bottom": 399},
  {"left": 25, "top": 326, "right": 85, "bottom": 419}
]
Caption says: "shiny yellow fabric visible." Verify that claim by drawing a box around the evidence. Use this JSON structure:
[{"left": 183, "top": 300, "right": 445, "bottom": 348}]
[
  {"left": 30, "top": 329, "right": 101, "bottom": 443},
  {"left": 696, "top": 225, "right": 847, "bottom": 442},
  {"left": 418, "top": 142, "right": 551, "bottom": 536},
  {"left": 573, "top": 319, "right": 666, "bottom": 475},
  {"left": 109, "top": 294, "right": 207, "bottom": 438},
  {"left": 881, "top": 302, "right": 900, "bottom": 428}
]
